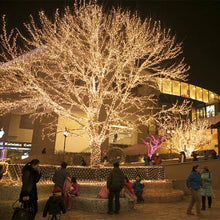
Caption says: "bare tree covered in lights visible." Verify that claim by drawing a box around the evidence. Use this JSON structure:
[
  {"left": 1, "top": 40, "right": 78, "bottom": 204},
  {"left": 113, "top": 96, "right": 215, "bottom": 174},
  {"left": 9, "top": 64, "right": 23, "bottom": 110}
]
[
  {"left": 162, "top": 119, "right": 211, "bottom": 157},
  {"left": 0, "top": 1, "right": 190, "bottom": 166},
  {"left": 141, "top": 135, "right": 165, "bottom": 159}
]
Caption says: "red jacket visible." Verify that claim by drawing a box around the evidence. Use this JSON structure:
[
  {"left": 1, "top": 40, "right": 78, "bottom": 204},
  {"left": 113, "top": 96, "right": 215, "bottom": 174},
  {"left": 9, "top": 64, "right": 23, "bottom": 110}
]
[
  {"left": 154, "top": 156, "right": 161, "bottom": 164},
  {"left": 125, "top": 181, "right": 136, "bottom": 196}
]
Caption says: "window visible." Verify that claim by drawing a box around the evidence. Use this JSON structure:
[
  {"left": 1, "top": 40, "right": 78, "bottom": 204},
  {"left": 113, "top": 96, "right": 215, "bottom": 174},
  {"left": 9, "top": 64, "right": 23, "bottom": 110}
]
[
  {"left": 206, "top": 105, "right": 215, "bottom": 118},
  {"left": 155, "top": 78, "right": 162, "bottom": 91},
  {"left": 196, "top": 87, "right": 203, "bottom": 101},
  {"left": 189, "top": 85, "right": 196, "bottom": 99},
  {"left": 173, "top": 81, "right": 180, "bottom": 96},
  {"left": 20, "top": 114, "right": 34, "bottom": 129},
  {"left": 203, "top": 89, "right": 209, "bottom": 103},
  {"left": 162, "top": 79, "right": 172, "bottom": 94},
  {"left": 181, "top": 82, "right": 189, "bottom": 98}
]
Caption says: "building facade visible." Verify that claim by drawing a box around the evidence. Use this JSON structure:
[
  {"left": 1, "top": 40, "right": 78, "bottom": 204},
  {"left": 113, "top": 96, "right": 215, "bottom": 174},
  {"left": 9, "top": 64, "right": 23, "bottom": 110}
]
[{"left": 0, "top": 78, "right": 219, "bottom": 161}]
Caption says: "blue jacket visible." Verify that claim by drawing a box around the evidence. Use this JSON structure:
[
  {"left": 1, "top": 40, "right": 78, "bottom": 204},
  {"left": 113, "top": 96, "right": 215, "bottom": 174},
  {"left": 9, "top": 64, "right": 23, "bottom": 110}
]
[
  {"left": 132, "top": 180, "right": 144, "bottom": 192},
  {"left": 186, "top": 171, "right": 203, "bottom": 190}
]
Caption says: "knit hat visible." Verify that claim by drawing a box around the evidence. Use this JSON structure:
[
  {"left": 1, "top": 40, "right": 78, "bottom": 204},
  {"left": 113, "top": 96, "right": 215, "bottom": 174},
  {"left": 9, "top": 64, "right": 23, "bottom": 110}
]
[{"left": 53, "top": 187, "right": 61, "bottom": 193}]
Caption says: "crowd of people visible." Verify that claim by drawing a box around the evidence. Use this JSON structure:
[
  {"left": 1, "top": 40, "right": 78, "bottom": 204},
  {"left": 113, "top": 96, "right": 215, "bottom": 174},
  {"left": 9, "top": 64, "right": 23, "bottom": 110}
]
[
  {"left": 14, "top": 153, "right": 216, "bottom": 219},
  {"left": 16, "top": 160, "right": 147, "bottom": 219}
]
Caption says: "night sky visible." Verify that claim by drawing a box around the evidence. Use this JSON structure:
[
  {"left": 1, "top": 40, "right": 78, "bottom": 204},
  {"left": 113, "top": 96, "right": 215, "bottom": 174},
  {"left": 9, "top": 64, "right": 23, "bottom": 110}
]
[{"left": 0, "top": 0, "right": 219, "bottom": 94}]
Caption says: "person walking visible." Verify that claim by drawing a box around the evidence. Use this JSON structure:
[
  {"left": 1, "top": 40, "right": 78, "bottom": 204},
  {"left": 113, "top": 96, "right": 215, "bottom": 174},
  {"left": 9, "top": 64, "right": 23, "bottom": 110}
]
[
  {"left": 19, "top": 159, "right": 41, "bottom": 219},
  {"left": 53, "top": 162, "right": 68, "bottom": 192},
  {"left": 201, "top": 167, "right": 213, "bottom": 210},
  {"left": 107, "top": 162, "right": 124, "bottom": 215},
  {"left": 186, "top": 165, "right": 203, "bottom": 216}
]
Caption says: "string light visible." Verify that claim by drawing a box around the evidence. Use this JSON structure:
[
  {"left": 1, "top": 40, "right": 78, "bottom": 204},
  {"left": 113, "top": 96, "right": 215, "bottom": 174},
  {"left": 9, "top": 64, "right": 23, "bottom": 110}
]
[
  {"left": 162, "top": 119, "right": 211, "bottom": 157},
  {"left": 142, "top": 135, "right": 165, "bottom": 159},
  {"left": 0, "top": 1, "right": 189, "bottom": 166}
]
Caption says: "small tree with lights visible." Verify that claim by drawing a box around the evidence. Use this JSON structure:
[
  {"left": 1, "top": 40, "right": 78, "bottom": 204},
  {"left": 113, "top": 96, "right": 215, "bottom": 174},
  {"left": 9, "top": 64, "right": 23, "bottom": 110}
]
[
  {"left": 0, "top": 1, "right": 190, "bottom": 166},
  {"left": 162, "top": 118, "right": 211, "bottom": 157},
  {"left": 141, "top": 135, "right": 165, "bottom": 159}
]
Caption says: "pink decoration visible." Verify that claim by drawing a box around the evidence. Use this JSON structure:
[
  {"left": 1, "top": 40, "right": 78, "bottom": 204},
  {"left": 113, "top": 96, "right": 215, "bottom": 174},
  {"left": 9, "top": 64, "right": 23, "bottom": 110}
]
[{"left": 141, "top": 135, "right": 165, "bottom": 159}]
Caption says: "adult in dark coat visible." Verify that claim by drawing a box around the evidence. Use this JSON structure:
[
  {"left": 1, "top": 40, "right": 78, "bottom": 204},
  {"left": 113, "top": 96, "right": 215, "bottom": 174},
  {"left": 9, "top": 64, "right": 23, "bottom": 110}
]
[
  {"left": 53, "top": 162, "right": 68, "bottom": 192},
  {"left": 107, "top": 162, "right": 124, "bottom": 215},
  {"left": 19, "top": 159, "right": 41, "bottom": 219}
]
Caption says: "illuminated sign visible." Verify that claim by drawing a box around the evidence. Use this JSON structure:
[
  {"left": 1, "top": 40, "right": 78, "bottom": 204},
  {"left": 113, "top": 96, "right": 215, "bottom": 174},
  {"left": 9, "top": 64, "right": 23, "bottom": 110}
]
[{"left": 0, "top": 141, "right": 32, "bottom": 150}]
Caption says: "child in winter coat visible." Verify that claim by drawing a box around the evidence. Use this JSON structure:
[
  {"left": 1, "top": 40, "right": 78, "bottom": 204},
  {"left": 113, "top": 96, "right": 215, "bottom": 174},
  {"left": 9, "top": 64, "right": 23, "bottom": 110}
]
[
  {"left": 132, "top": 175, "right": 144, "bottom": 203},
  {"left": 121, "top": 176, "right": 136, "bottom": 204},
  {"left": 43, "top": 187, "right": 66, "bottom": 220},
  {"left": 63, "top": 176, "right": 79, "bottom": 210},
  {"left": 201, "top": 167, "right": 213, "bottom": 210}
]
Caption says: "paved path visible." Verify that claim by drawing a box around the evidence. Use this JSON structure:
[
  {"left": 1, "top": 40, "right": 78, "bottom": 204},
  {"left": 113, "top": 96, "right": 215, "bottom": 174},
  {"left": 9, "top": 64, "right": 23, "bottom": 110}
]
[{"left": 36, "top": 190, "right": 220, "bottom": 220}]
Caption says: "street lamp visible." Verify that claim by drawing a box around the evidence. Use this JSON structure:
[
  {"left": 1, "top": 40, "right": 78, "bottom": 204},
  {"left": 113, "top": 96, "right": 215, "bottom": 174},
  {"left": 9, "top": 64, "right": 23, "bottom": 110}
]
[
  {"left": 167, "top": 130, "right": 175, "bottom": 158},
  {"left": 63, "top": 130, "right": 68, "bottom": 161}
]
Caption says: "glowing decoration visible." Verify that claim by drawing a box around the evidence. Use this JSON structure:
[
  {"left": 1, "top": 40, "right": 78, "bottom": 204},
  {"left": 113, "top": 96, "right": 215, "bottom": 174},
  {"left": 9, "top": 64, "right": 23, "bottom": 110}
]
[
  {"left": 162, "top": 119, "right": 210, "bottom": 157},
  {"left": 0, "top": 1, "right": 190, "bottom": 166},
  {"left": 1, "top": 149, "right": 5, "bottom": 161},
  {"left": 0, "top": 128, "right": 4, "bottom": 139},
  {"left": 142, "top": 135, "right": 165, "bottom": 159}
]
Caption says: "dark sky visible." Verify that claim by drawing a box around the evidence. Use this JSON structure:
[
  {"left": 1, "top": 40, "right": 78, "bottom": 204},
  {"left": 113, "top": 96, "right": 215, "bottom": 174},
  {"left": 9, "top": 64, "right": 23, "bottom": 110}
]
[{"left": 0, "top": 0, "right": 219, "bottom": 94}]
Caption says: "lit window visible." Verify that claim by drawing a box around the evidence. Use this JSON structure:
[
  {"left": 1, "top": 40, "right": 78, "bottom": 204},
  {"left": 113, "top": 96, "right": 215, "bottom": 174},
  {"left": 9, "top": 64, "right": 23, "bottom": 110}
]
[
  {"left": 181, "top": 82, "right": 189, "bottom": 98},
  {"left": 173, "top": 80, "right": 180, "bottom": 96}
]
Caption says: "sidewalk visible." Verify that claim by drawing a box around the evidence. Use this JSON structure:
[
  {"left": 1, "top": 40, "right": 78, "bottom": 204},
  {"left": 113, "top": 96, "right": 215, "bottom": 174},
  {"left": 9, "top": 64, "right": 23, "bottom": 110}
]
[{"left": 36, "top": 190, "right": 220, "bottom": 220}]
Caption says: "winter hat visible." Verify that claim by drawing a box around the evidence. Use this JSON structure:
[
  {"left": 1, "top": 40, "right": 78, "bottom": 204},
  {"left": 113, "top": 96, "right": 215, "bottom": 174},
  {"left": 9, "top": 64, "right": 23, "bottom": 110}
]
[{"left": 53, "top": 187, "right": 61, "bottom": 193}]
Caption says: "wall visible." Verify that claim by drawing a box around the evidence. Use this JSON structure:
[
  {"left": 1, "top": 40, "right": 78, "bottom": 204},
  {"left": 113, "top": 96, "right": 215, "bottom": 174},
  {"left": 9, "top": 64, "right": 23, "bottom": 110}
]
[
  {"left": 55, "top": 115, "right": 90, "bottom": 153},
  {"left": 7, "top": 114, "right": 33, "bottom": 143},
  {"left": 164, "top": 159, "right": 220, "bottom": 192}
]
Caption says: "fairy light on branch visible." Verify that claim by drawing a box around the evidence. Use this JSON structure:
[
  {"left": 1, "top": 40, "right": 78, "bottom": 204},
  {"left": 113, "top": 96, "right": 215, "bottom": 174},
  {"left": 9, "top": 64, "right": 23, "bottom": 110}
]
[
  {"left": 142, "top": 135, "right": 165, "bottom": 159},
  {"left": 162, "top": 118, "right": 211, "bottom": 157},
  {"left": 0, "top": 1, "right": 190, "bottom": 166}
]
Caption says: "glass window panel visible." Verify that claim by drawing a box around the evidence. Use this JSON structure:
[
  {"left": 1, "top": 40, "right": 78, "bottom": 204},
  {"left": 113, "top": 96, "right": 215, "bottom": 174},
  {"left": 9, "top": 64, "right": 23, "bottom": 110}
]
[
  {"left": 196, "top": 87, "right": 203, "bottom": 101},
  {"left": 173, "top": 80, "right": 180, "bottom": 96},
  {"left": 190, "top": 85, "right": 196, "bottom": 99},
  {"left": 162, "top": 78, "right": 172, "bottom": 94},
  {"left": 198, "top": 107, "right": 205, "bottom": 118},
  {"left": 209, "top": 92, "right": 215, "bottom": 101},
  {"left": 155, "top": 77, "right": 162, "bottom": 91},
  {"left": 191, "top": 108, "right": 196, "bottom": 121},
  {"left": 203, "top": 89, "right": 208, "bottom": 103},
  {"left": 181, "top": 82, "right": 189, "bottom": 98},
  {"left": 196, "top": 109, "right": 200, "bottom": 119},
  {"left": 214, "top": 93, "right": 218, "bottom": 101},
  {"left": 206, "top": 105, "right": 215, "bottom": 117}
]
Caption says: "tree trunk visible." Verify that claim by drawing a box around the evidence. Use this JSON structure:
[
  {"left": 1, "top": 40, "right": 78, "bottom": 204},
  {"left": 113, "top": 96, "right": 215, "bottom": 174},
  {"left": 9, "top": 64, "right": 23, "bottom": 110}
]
[{"left": 90, "top": 143, "right": 102, "bottom": 167}]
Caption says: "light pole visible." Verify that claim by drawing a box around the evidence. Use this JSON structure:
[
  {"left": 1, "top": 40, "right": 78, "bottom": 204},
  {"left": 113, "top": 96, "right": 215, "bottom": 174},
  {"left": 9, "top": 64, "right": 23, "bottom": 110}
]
[
  {"left": 63, "top": 130, "right": 68, "bottom": 161},
  {"left": 167, "top": 130, "right": 174, "bottom": 159}
]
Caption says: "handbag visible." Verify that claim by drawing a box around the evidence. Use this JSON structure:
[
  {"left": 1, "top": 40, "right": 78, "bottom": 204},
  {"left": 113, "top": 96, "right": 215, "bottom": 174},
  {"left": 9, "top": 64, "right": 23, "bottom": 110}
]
[{"left": 11, "top": 200, "right": 32, "bottom": 220}]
